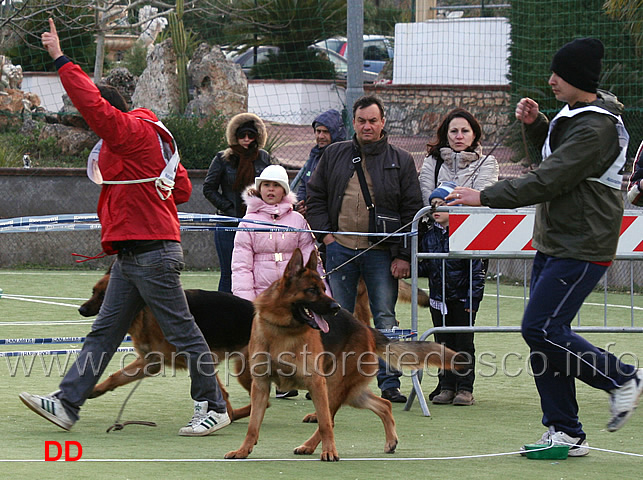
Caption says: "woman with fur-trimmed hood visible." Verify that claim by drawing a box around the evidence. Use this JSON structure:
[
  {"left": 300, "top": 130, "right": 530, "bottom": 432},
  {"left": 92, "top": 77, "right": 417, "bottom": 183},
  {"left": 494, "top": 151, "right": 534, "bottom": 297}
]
[{"left": 203, "top": 112, "right": 274, "bottom": 292}]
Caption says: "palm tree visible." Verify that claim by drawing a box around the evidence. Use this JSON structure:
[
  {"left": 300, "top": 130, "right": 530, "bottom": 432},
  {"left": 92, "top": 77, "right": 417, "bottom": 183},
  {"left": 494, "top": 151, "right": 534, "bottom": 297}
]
[
  {"left": 603, "top": 0, "right": 643, "bottom": 55},
  {"left": 223, "top": 0, "right": 347, "bottom": 80},
  {"left": 227, "top": 0, "right": 346, "bottom": 53}
]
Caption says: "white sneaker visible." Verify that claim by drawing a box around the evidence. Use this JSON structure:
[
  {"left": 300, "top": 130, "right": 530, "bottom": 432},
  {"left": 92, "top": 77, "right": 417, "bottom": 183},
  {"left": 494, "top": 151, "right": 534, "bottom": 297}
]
[
  {"left": 520, "top": 426, "right": 589, "bottom": 457},
  {"left": 607, "top": 368, "right": 643, "bottom": 432},
  {"left": 19, "top": 391, "right": 75, "bottom": 431},
  {"left": 178, "top": 400, "right": 230, "bottom": 436}
]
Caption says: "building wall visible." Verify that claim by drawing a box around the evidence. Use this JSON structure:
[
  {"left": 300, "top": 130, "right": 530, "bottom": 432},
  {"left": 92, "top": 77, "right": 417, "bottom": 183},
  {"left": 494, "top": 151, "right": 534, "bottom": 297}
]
[
  {"left": 366, "top": 83, "right": 512, "bottom": 143},
  {"left": 0, "top": 168, "right": 218, "bottom": 270}
]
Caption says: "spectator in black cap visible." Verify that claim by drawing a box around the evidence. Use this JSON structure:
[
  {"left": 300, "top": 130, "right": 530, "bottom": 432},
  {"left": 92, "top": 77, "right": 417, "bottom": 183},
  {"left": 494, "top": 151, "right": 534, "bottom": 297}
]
[
  {"left": 203, "top": 113, "right": 274, "bottom": 292},
  {"left": 447, "top": 38, "right": 640, "bottom": 456}
]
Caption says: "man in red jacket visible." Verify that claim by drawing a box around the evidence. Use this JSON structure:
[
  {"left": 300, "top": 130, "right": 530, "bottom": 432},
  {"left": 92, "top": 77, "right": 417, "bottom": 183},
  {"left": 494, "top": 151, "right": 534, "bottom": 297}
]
[{"left": 19, "top": 19, "right": 230, "bottom": 436}]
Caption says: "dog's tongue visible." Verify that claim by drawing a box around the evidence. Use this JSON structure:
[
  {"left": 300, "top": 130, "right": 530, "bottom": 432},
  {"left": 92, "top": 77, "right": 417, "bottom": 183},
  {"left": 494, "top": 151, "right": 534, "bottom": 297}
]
[{"left": 314, "top": 312, "right": 329, "bottom": 333}]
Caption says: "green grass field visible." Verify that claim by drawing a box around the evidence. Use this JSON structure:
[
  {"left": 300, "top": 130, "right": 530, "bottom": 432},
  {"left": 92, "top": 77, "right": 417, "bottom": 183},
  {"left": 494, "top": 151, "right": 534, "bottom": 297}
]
[{"left": 0, "top": 269, "right": 641, "bottom": 479}]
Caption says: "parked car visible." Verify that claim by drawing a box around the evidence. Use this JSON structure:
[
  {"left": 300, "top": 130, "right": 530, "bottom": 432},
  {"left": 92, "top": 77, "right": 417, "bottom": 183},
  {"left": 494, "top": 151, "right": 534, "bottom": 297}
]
[
  {"left": 226, "top": 45, "right": 378, "bottom": 83},
  {"left": 225, "top": 45, "right": 279, "bottom": 76},
  {"left": 312, "top": 35, "right": 394, "bottom": 74}
]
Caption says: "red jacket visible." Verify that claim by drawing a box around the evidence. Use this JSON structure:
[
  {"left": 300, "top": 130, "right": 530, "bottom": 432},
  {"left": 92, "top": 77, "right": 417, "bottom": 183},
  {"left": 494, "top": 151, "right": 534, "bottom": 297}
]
[{"left": 58, "top": 62, "right": 191, "bottom": 254}]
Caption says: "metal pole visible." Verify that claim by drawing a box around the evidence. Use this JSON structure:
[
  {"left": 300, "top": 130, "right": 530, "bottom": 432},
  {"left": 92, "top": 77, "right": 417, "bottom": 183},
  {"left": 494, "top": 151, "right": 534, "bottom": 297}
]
[{"left": 346, "top": 0, "right": 364, "bottom": 135}]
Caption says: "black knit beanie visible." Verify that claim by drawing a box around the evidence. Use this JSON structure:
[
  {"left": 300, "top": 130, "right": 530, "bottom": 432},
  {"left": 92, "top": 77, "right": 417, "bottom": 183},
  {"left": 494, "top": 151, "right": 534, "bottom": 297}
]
[{"left": 550, "top": 38, "right": 604, "bottom": 93}]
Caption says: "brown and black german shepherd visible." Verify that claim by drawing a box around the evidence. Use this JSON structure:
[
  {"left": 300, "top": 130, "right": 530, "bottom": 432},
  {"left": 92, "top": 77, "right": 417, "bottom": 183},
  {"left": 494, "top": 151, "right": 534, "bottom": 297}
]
[
  {"left": 79, "top": 262, "right": 430, "bottom": 422},
  {"left": 78, "top": 271, "right": 255, "bottom": 421},
  {"left": 79, "top": 270, "right": 427, "bottom": 397},
  {"left": 224, "top": 248, "right": 462, "bottom": 462}
]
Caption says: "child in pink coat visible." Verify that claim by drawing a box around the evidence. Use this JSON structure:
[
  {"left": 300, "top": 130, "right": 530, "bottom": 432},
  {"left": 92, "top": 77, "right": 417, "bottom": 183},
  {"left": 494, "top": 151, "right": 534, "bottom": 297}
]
[
  {"left": 232, "top": 164, "right": 325, "bottom": 301},
  {"left": 232, "top": 165, "right": 326, "bottom": 399}
]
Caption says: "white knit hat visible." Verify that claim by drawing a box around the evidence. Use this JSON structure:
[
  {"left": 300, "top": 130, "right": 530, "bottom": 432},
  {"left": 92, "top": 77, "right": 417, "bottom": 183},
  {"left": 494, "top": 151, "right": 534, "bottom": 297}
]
[{"left": 255, "top": 165, "right": 290, "bottom": 195}]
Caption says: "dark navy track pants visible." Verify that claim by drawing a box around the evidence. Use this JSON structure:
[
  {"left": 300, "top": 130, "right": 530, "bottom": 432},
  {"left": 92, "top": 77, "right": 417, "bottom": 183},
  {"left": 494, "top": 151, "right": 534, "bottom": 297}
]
[{"left": 521, "top": 252, "right": 637, "bottom": 438}]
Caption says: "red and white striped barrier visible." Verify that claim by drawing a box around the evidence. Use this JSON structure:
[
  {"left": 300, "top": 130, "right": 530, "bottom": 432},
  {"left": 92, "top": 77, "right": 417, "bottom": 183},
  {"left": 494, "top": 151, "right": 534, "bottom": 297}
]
[{"left": 449, "top": 210, "right": 643, "bottom": 254}]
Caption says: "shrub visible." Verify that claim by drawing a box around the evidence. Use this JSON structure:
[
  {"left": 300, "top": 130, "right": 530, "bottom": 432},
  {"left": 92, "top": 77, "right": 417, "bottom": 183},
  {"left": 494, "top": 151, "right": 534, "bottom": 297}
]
[
  {"left": 250, "top": 49, "right": 335, "bottom": 80},
  {"left": 0, "top": 137, "right": 22, "bottom": 167},
  {"left": 0, "top": 122, "right": 89, "bottom": 168},
  {"left": 121, "top": 42, "right": 148, "bottom": 77},
  {"left": 162, "top": 114, "right": 228, "bottom": 169}
]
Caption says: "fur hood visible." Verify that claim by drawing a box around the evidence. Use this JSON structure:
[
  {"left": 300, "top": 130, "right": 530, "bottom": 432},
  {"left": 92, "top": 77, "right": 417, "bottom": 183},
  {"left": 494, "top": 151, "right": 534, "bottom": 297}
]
[
  {"left": 242, "top": 186, "right": 298, "bottom": 218},
  {"left": 226, "top": 112, "right": 267, "bottom": 149}
]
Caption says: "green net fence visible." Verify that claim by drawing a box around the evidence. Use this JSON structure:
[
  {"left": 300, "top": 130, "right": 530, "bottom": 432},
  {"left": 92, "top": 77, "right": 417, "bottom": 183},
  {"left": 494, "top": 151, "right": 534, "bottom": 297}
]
[{"left": 1, "top": 1, "right": 641, "bottom": 174}]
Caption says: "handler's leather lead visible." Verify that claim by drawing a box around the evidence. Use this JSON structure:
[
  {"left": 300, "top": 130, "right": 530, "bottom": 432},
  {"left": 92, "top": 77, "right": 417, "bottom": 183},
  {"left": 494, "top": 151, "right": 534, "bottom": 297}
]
[{"left": 106, "top": 379, "right": 157, "bottom": 433}]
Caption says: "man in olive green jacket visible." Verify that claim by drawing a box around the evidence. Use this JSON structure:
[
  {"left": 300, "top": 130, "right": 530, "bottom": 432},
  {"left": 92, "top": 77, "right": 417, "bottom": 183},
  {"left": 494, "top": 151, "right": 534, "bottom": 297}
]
[{"left": 448, "top": 38, "right": 642, "bottom": 456}]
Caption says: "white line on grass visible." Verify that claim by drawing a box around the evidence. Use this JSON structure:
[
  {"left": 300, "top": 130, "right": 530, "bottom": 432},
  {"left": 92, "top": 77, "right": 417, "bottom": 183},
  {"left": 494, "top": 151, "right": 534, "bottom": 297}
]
[
  {"left": 0, "top": 320, "right": 93, "bottom": 326},
  {"left": 1, "top": 446, "right": 642, "bottom": 462},
  {"left": 2, "top": 294, "right": 86, "bottom": 301},
  {"left": 486, "top": 293, "right": 642, "bottom": 311},
  {"left": 0, "top": 295, "right": 81, "bottom": 308}
]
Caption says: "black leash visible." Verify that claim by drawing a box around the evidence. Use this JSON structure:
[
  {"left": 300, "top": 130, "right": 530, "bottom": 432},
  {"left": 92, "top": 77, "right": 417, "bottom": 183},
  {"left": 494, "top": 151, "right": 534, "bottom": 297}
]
[{"left": 460, "top": 119, "right": 520, "bottom": 188}]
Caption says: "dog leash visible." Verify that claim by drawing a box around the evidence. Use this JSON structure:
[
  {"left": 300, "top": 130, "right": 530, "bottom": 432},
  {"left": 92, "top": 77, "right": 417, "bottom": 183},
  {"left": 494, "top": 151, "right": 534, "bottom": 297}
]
[
  {"left": 324, "top": 119, "right": 531, "bottom": 279},
  {"left": 322, "top": 217, "right": 416, "bottom": 280},
  {"left": 458, "top": 119, "right": 521, "bottom": 188},
  {"left": 106, "top": 379, "right": 157, "bottom": 433}
]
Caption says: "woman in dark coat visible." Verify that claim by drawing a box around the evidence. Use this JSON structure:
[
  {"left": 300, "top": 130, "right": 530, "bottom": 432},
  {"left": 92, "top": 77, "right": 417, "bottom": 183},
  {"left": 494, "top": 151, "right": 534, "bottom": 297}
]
[{"left": 203, "top": 113, "right": 273, "bottom": 292}]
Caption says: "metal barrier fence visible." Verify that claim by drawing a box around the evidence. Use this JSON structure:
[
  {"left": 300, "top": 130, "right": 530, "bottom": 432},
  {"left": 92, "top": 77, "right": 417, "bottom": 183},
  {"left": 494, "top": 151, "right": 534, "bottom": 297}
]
[{"left": 406, "top": 205, "right": 643, "bottom": 416}]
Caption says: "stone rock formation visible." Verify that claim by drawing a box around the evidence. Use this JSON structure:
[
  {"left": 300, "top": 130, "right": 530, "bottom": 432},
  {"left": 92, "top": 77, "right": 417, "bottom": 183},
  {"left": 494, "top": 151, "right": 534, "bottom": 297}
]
[
  {"left": 103, "top": 67, "right": 137, "bottom": 107},
  {"left": 0, "top": 56, "right": 42, "bottom": 129},
  {"left": 38, "top": 123, "right": 98, "bottom": 155},
  {"left": 131, "top": 39, "right": 181, "bottom": 116},
  {"left": 185, "top": 43, "right": 248, "bottom": 122}
]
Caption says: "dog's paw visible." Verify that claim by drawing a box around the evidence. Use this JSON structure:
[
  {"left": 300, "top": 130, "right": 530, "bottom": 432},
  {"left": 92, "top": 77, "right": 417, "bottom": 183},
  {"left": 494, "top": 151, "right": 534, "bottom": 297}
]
[
  {"left": 293, "top": 444, "right": 315, "bottom": 455},
  {"left": 224, "top": 448, "right": 250, "bottom": 459},
  {"left": 320, "top": 449, "right": 340, "bottom": 462},
  {"left": 302, "top": 413, "right": 318, "bottom": 423},
  {"left": 384, "top": 438, "right": 398, "bottom": 454}
]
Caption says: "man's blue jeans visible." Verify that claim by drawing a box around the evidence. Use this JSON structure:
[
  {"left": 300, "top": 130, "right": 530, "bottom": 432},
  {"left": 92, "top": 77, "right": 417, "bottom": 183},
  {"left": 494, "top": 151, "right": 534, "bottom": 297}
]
[
  {"left": 214, "top": 227, "right": 236, "bottom": 293},
  {"left": 325, "top": 241, "right": 402, "bottom": 391},
  {"left": 57, "top": 241, "right": 227, "bottom": 420}
]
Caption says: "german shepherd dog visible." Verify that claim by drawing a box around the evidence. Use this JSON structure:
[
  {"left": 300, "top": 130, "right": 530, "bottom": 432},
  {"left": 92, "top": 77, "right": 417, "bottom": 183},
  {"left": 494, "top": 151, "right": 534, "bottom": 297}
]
[
  {"left": 224, "top": 248, "right": 462, "bottom": 461},
  {"left": 79, "top": 266, "right": 430, "bottom": 422},
  {"left": 78, "top": 271, "right": 255, "bottom": 421}
]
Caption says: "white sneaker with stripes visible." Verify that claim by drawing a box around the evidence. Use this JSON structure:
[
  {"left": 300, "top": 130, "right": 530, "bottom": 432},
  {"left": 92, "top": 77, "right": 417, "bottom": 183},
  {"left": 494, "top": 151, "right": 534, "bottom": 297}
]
[
  {"left": 178, "top": 400, "right": 230, "bottom": 436},
  {"left": 607, "top": 368, "right": 643, "bottom": 432},
  {"left": 19, "top": 391, "right": 75, "bottom": 431}
]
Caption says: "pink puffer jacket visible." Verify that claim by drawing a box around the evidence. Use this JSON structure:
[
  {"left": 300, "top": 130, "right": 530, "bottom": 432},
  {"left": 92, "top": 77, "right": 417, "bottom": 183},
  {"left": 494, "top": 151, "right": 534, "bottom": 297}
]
[{"left": 232, "top": 187, "right": 326, "bottom": 301}]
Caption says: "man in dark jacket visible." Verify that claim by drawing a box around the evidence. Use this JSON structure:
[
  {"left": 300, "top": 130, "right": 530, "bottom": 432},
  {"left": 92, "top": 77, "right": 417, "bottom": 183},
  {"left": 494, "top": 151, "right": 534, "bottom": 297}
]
[
  {"left": 448, "top": 38, "right": 642, "bottom": 456},
  {"left": 307, "top": 95, "right": 423, "bottom": 403},
  {"left": 294, "top": 109, "right": 346, "bottom": 216},
  {"left": 19, "top": 18, "right": 230, "bottom": 437}
]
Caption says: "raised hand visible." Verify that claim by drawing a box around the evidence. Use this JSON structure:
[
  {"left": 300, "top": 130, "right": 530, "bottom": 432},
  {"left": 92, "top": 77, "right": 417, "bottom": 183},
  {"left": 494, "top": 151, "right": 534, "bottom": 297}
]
[
  {"left": 41, "top": 18, "right": 64, "bottom": 60},
  {"left": 515, "top": 97, "right": 539, "bottom": 125}
]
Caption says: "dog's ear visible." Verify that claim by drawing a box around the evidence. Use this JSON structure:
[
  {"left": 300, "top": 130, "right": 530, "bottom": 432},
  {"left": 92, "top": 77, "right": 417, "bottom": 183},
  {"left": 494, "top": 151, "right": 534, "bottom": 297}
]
[
  {"left": 285, "top": 248, "right": 304, "bottom": 279},
  {"left": 305, "top": 251, "right": 318, "bottom": 271}
]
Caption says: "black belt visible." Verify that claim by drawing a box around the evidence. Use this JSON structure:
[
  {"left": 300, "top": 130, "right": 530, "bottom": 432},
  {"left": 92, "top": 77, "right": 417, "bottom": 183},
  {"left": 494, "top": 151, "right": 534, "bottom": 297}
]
[{"left": 114, "top": 240, "right": 173, "bottom": 256}]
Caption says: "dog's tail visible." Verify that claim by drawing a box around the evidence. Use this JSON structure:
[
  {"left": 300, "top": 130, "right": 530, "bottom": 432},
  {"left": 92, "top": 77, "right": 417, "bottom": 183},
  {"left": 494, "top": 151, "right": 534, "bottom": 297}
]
[
  {"left": 374, "top": 331, "right": 468, "bottom": 372},
  {"left": 397, "top": 280, "right": 430, "bottom": 308}
]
